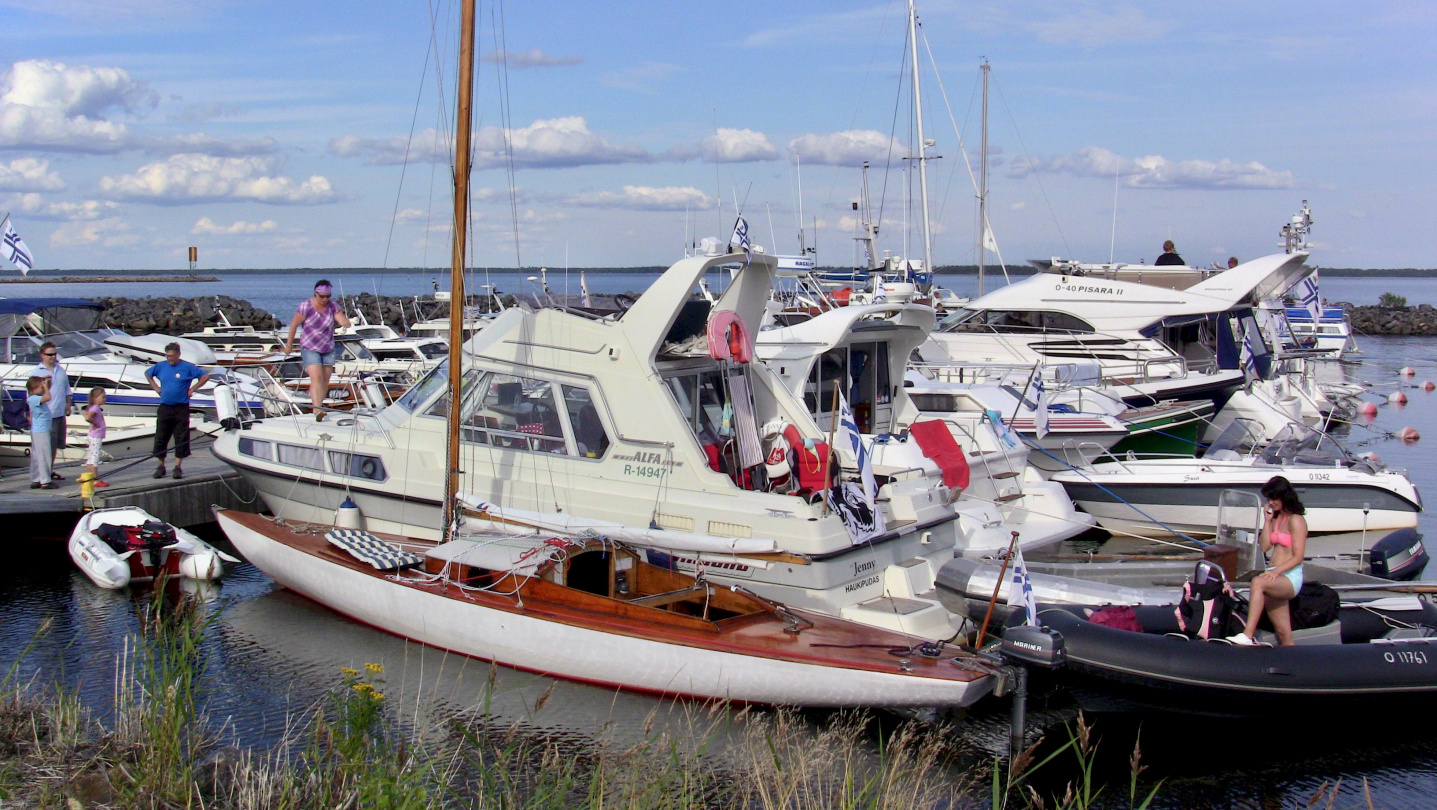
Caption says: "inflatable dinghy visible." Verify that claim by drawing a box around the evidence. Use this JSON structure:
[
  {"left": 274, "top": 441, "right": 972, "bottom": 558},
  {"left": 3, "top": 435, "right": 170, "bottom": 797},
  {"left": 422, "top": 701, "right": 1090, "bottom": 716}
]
[{"left": 69, "top": 507, "right": 239, "bottom": 590}]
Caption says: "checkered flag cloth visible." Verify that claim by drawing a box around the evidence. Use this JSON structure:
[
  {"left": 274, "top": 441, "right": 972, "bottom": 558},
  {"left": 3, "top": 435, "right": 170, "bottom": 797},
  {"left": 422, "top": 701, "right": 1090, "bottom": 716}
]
[
  {"left": 517, "top": 422, "right": 545, "bottom": 435},
  {"left": 325, "top": 529, "right": 424, "bottom": 571}
]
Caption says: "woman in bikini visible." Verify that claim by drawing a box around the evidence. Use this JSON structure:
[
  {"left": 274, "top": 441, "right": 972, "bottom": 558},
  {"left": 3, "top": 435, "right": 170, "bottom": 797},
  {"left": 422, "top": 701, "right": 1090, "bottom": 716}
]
[{"left": 1229, "top": 476, "right": 1308, "bottom": 646}]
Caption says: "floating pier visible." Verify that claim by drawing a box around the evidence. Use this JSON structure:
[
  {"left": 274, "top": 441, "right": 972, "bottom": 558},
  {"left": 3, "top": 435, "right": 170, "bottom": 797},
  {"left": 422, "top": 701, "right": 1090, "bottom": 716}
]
[{"left": 0, "top": 441, "right": 259, "bottom": 528}]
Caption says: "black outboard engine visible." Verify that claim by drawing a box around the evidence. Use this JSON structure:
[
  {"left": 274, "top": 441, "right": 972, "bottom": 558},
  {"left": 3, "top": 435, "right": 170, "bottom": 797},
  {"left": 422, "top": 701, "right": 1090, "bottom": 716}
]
[
  {"left": 1000, "top": 624, "right": 1066, "bottom": 669},
  {"left": 1369, "top": 528, "right": 1429, "bottom": 581}
]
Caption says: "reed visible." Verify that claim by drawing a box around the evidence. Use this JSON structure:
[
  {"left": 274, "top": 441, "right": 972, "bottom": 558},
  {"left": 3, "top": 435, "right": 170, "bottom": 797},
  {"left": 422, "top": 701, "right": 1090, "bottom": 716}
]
[{"left": 0, "top": 607, "right": 1179, "bottom": 810}]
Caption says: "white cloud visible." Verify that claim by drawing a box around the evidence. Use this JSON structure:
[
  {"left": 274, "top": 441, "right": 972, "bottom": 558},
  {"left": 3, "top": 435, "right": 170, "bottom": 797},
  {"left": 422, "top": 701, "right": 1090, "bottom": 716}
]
[
  {"left": 567, "top": 185, "right": 712, "bottom": 211},
  {"left": 50, "top": 217, "right": 139, "bottom": 248},
  {"left": 98, "top": 154, "right": 338, "bottom": 204},
  {"left": 0, "top": 59, "right": 155, "bottom": 153},
  {"left": 1031, "top": 6, "right": 1167, "bottom": 48},
  {"left": 670, "top": 128, "right": 778, "bottom": 163},
  {"left": 15, "top": 193, "right": 117, "bottom": 220},
  {"left": 1009, "top": 201, "right": 1026, "bottom": 211},
  {"left": 0, "top": 157, "right": 64, "bottom": 191},
  {"left": 788, "top": 130, "right": 905, "bottom": 166},
  {"left": 151, "top": 132, "right": 278, "bottom": 157},
  {"left": 166, "top": 102, "right": 242, "bottom": 124},
  {"left": 1009, "top": 146, "right": 1295, "bottom": 190},
  {"left": 482, "top": 49, "right": 582, "bottom": 69},
  {"left": 191, "top": 216, "right": 278, "bottom": 235},
  {"left": 331, "top": 117, "right": 650, "bottom": 169}
]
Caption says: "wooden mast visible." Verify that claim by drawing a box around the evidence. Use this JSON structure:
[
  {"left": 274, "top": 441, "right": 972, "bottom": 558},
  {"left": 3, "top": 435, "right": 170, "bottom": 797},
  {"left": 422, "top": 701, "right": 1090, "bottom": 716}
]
[{"left": 444, "top": 0, "right": 476, "bottom": 540}]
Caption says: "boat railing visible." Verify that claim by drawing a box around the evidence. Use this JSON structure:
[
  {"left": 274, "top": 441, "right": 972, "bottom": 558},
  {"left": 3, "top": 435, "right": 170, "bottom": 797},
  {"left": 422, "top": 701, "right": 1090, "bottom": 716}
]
[
  {"left": 1074, "top": 440, "right": 1134, "bottom": 472},
  {"left": 910, "top": 361, "right": 1089, "bottom": 390}
]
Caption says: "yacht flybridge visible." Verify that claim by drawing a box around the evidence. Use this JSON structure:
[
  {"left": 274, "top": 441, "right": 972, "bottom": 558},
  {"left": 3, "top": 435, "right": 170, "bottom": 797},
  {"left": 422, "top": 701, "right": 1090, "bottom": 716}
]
[
  {"left": 214, "top": 250, "right": 974, "bottom": 640},
  {"left": 921, "top": 252, "right": 1313, "bottom": 408}
]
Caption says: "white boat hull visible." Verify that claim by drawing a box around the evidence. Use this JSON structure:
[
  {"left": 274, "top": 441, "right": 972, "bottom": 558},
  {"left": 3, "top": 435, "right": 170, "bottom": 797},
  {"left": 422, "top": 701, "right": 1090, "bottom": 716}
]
[
  {"left": 216, "top": 511, "right": 991, "bottom": 708},
  {"left": 69, "top": 506, "right": 233, "bottom": 590}
]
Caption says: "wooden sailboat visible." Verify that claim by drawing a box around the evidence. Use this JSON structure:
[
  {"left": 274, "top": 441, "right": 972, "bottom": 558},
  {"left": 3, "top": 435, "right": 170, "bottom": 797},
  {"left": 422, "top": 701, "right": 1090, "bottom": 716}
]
[{"left": 214, "top": 0, "right": 992, "bottom": 708}]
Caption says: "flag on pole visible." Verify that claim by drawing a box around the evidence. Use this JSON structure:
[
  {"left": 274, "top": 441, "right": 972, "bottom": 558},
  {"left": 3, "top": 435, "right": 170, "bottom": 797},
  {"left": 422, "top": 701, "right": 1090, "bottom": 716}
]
[
  {"left": 828, "top": 394, "right": 885, "bottom": 544},
  {"left": 1032, "top": 376, "right": 1049, "bottom": 440},
  {"left": 3, "top": 220, "right": 33, "bottom": 275},
  {"left": 1297, "top": 271, "right": 1321, "bottom": 324},
  {"left": 580, "top": 270, "right": 592, "bottom": 308},
  {"left": 1007, "top": 546, "right": 1039, "bottom": 626},
  {"left": 729, "top": 217, "right": 750, "bottom": 253},
  {"left": 1239, "top": 322, "right": 1258, "bottom": 380},
  {"left": 983, "top": 222, "right": 999, "bottom": 253}
]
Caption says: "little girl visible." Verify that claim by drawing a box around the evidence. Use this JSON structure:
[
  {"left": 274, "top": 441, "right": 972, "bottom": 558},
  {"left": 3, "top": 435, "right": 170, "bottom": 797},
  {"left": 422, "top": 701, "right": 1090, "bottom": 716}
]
[
  {"left": 27, "top": 376, "right": 53, "bottom": 489},
  {"left": 83, "top": 387, "right": 108, "bottom": 488}
]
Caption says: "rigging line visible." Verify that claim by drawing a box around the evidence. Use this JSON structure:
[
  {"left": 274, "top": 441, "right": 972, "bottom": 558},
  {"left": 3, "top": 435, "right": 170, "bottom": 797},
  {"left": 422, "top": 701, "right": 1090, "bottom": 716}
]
[
  {"left": 492, "top": 0, "right": 523, "bottom": 268},
  {"left": 919, "top": 33, "right": 986, "bottom": 264},
  {"left": 382, "top": 20, "right": 437, "bottom": 273},
  {"left": 991, "top": 74, "right": 1072, "bottom": 258},
  {"left": 875, "top": 20, "right": 909, "bottom": 247}
]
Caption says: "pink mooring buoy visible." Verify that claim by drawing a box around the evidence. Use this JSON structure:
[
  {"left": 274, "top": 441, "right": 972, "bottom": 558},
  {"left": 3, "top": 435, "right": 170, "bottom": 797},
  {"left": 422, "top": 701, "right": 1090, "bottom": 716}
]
[
  {"left": 1389, "top": 391, "right": 1409, "bottom": 405},
  {"left": 1423, "top": 381, "right": 1435, "bottom": 392},
  {"left": 1400, "top": 427, "right": 1421, "bottom": 444},
  {"left": 1401, "top": 366, "right": 1417, "bottom": 377},
  {"left": 1359, "top": 401, "right": 1379, "bottom": 419}
]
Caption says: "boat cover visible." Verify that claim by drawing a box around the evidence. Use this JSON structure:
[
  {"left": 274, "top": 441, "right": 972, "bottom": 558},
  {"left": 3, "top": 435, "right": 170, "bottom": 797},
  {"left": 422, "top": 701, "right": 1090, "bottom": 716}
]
[{"left": 908, "top": 420, "right": 970, "bottom": 489}]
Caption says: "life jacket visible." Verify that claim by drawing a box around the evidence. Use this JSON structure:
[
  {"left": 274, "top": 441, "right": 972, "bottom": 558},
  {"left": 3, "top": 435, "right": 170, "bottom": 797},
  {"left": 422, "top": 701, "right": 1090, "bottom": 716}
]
[{"left": 782, "top": 423, "right": 831, "bottom": 495}]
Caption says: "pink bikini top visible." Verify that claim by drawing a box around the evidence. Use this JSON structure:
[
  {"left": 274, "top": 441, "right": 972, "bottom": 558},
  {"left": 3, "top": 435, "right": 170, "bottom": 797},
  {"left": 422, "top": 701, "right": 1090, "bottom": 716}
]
[{"left": 1270, "top": 515, "right": 1293, "bottom": 548}]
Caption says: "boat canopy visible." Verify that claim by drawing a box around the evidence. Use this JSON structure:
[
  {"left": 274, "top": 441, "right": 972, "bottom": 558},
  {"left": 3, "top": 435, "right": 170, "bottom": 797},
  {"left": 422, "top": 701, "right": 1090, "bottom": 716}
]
[{"left": 0, "top": 298, "right": 105, "bottom": 337}]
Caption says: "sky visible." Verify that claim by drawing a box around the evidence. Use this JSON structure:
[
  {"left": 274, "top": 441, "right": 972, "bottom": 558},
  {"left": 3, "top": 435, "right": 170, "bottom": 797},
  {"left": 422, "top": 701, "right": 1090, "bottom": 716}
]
[{"left": 1, "top": 0, "right": 1434, "bottom": 271}]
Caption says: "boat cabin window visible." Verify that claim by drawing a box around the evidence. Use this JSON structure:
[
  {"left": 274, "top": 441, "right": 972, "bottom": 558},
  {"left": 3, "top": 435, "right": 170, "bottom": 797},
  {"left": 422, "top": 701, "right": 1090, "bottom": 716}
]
[
  {"left": 327, "top": 450, "right": 388, "bottom": 481},
  {"left": 664, "top": 368, "right": 730, "bottom": 446},
  {"left": 451, "top": 373, "right": 569, "bottom": 456},
  {"left": 562, "top": 385, "right": 610, "bottom": 458},
  {"left": 393, "top": 361, "right": 449, "bottom": 412},
  {"left": 939, "top": 309, "right": 1094, "bottom": 334},
  {"left": 353, "top": 327, "right": 388, "bottom": 340},
  {"left": 806, "top": 341, "right": 892, "bottom": 433},
  {"left": 418, "top": 342, "right": 448, "bottom": 359},
  {"left": 276, "top": 443, "right": 324, "bottom": 471},
  {"left": 371, "top": 347, "right": 420, "bottom": 361},
  {"left": 238, "top": 437, "right": 275, "bottom": 461},
  {"left": 337, "top": 341, "right": 375, "bottom": 361}
]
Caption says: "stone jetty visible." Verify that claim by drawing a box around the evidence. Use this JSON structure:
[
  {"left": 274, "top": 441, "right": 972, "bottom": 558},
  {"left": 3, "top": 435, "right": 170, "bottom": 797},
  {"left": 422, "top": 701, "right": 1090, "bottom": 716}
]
[
  {"left": 92, "top": 292, "right": 514, "bottom": 336},
  {"left": 1346, "top": 303, "right": 1437, "bottom": 337}
]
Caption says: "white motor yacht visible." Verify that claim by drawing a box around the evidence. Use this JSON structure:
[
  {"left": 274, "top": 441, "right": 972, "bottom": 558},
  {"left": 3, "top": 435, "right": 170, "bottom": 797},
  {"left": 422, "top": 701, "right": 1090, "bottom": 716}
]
[
  {"left": 754, "top": 301, "right": 1097, "bottom": 553},
  {"left": 213, "top": 250, "right": 976, "bottom": 641}
]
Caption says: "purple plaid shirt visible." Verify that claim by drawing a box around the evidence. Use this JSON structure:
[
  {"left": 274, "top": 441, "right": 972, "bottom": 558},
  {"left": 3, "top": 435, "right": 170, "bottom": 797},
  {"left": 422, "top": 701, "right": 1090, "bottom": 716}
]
[{"left": 296, "top": 298, "right": 341, "bottom": 353}]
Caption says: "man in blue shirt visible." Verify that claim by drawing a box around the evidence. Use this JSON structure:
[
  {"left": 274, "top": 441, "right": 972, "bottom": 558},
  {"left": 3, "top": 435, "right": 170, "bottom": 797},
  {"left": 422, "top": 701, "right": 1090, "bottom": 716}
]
[
  {"left": 29, "top": 341, "right": 70, "bottom": 480},
  {"left": 145, "top": 342, "right": 209, "bottom": 480}
]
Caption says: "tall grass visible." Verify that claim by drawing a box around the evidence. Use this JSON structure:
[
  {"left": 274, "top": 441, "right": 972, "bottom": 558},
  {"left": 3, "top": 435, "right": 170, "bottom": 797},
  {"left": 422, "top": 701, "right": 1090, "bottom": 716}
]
[{"left": 0, "top": 595, "right": 1176, "bottom": 810}]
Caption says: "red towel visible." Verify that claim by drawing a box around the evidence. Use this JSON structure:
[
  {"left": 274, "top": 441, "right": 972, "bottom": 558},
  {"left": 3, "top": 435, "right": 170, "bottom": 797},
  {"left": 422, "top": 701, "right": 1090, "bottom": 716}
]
[{"left": 908, "top": 420, "right": 970, "bottom": 490}]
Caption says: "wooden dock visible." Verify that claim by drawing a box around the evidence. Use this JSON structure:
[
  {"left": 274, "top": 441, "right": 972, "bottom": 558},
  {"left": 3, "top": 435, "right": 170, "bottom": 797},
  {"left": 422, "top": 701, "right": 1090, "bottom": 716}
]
[{"left": 0, "top": 438, "right": 260, "bottom": 528}]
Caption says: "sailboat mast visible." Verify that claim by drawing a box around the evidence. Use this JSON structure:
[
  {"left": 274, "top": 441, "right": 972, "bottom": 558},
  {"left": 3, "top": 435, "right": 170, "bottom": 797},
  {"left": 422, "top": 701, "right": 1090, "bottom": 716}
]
[
  {"left": 907, "top": 0, "right": 932, "bottom": 287},
  {"left": 978, "top": 60, "right": 989, "bottom": 297},
  {"left": 444, "top": 0, "right": 476, "bottom": 539}
]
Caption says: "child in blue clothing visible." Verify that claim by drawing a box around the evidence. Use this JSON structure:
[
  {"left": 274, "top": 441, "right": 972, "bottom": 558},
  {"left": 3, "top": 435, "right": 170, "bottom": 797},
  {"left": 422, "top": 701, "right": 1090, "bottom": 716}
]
[{"left": 27, "top": 376, "right": 54, "bottom": 489}]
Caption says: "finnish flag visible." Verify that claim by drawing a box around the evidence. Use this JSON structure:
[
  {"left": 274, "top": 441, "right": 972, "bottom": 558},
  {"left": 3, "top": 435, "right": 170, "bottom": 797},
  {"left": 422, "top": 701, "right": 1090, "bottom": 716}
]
[
  {"left": 1032, "top": 376, "right": 1049, "bottom": 440},
  {"left": 729, "top": 216, "right": 751, "bottom": 253},
  {"left": 3, "top": 220, "right": 32, "bottom": 276},
  {"left": 1007, "top": 546, "right": 1039, "bottom": 626},
  {"left": 1297, "top": 271, "right": 1321, "bottom": 324},
  {"left": 1239, "top": 323, "right": 1258, "bottom": 379}
]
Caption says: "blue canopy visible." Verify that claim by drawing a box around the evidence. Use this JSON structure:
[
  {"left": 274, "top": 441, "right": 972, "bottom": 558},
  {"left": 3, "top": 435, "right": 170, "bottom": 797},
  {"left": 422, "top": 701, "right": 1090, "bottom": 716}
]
[{"left": 0, "top": 298, "right": 103, "bottom": 315}]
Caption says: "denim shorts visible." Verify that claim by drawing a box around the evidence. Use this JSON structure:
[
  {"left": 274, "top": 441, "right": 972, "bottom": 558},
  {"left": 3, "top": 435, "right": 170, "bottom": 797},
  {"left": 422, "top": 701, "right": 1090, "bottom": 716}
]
[{"left": 300, "top": 348, "right": 337, "bottom": 367}]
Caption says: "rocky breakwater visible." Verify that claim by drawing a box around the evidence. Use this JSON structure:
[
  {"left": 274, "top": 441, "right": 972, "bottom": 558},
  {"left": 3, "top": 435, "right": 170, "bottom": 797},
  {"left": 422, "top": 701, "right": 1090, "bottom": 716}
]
[
  {"left": 97, "top": 295, "right": 282, "bottom": 335},
  {"left": 1347, "top": 303, "right": 1437, "bottom": 336}
]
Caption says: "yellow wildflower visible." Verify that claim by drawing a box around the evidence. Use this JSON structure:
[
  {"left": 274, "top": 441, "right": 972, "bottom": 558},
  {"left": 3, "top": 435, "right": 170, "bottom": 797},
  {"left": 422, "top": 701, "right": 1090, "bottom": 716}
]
[
  {"left": 372, "top": 693, "right": 385, "bottom": 701},
  {"left": 341, "top": 667, "right": 359, "bottom": 677},
  {"left": 352, "top": 683, "right": 373, "bottom": 693},
  {"left": 365, "top": 662, "right": 384, "bottom": 674}
]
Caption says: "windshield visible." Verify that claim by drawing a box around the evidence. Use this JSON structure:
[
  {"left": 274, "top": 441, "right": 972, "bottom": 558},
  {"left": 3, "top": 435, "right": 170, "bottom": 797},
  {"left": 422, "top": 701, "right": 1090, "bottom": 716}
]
[{"left": 393, "top": 360, "right": 447, "bottom": 412}]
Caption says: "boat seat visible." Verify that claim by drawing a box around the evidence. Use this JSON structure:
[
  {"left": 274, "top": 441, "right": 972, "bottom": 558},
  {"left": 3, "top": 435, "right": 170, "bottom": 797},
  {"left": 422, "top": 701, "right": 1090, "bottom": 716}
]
[
  {"left": 1257, "top": 620, "right": 1342, "bottom": 646},
  {"left": 325, "top": 530, "right": 424, "bottom": 571}
]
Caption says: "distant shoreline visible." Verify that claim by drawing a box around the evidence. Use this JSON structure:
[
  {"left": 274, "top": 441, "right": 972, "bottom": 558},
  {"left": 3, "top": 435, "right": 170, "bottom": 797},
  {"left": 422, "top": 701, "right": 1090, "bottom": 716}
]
[{"left": 2, "top": 274, "right": 219, "bottom": 283}]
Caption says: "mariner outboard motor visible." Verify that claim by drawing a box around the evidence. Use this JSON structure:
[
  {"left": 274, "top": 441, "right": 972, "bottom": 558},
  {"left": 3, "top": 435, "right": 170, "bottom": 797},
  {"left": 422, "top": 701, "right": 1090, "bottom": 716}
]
[{"left": 1369, "top": 528, "right": 1429, "bottom": 581}]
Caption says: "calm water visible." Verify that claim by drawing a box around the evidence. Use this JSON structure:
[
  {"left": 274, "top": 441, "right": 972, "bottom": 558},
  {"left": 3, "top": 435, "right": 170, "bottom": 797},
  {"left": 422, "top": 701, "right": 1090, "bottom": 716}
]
[{"left": 3, "top": 335, "right": 1437, "bottom": 806}]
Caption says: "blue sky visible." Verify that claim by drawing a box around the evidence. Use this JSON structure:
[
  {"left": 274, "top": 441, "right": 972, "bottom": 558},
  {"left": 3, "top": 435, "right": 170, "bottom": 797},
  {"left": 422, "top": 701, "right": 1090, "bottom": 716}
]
[{"left": 1, "top": 0, "right": 1433, "bottom": 270}]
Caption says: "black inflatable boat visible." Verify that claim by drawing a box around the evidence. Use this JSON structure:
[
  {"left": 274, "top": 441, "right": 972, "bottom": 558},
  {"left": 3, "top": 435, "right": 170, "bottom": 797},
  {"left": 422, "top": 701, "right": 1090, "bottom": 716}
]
[{"left": 1015, "top": 597, "right": 1437, "bottom": 716}]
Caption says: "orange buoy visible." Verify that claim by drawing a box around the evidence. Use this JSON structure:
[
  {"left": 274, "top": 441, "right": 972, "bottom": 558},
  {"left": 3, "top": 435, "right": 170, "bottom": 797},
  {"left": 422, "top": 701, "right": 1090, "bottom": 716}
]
[
  {"left": 1423, "top": 381, "right": 1435, "bottom": 392},
  {"left": 1359, "top": 401, "right": 1379, "bottom": 419},
  {"left": 1400, "top": 427, "right": 1421, "bottom": 444},
  {"left": 1400, "top": 367, "right": 1417, "bottom": 377}
]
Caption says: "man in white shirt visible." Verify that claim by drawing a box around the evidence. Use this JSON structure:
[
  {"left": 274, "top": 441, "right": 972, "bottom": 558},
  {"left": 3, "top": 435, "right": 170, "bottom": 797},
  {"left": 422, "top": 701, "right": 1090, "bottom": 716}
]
[{"left": 30, "top": 341, "right": 70, "bottom": 479}]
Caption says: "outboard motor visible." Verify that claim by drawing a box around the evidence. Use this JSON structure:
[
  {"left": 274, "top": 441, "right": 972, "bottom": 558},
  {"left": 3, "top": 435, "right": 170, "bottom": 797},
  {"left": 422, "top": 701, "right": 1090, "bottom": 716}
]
[
  {"left": 214, "top": 383, "right": 241, "bottom": 431},
  {"left": 1000, "top": 624, "right": 1066, "bottom": 670},
  {"left": 1369, "top": 528, "right": 1429, "bottom": 581}
]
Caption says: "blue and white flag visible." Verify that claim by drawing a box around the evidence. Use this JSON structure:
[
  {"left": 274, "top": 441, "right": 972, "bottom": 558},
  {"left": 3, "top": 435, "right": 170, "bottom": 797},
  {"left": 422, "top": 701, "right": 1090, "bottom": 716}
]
[
  {"left": 1239, "top": 323, "right": 1258, "bottom": 379},
  {"left": 1032, "top": 376, "right": 1049, "bottom": 440},
  {"left": 1007, "top": 546, "right": 1039, "bottom": 626},
  {"left": 729, "top": 217, "right": 750, "bottom": 253},
  {"left": 580, "top": 270, "right": 592, "bottom": 308},
  {"left": 3, "top": 220, "right": 32, "bottom": 276},
  {"left": 1297, "top": 271, "right": 1321, "bottom": 324},
  {"left": 828, "top": 393, "right": 885, "bottom": 544}
]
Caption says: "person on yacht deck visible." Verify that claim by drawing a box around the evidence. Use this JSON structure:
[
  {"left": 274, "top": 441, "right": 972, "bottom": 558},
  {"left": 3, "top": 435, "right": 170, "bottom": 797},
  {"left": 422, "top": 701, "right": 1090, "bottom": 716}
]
[
  {"left": 30, "top": 341, "right": 70, "bottom": 480},
  {"left": 284, "top": 280, "right": 351, "bottom": 423},
  {"left": 1228, "top": 476, "right": 1308, "bottom": 647},
  {"left": 1154, "top": 240, "right": 1185, "bottom": 266},
  {"left": 1228, "top": 256, "right": 1240, "bottom": 269}
]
